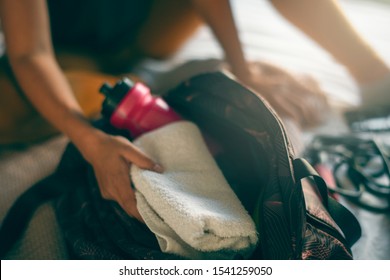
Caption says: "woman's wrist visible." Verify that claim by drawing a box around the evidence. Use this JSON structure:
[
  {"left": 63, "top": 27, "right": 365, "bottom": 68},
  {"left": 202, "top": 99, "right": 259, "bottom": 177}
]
[
  {"left": 222, "top": 60, "right": 253, "bottom": 85},
  {"left": 60, "top": 112, "right": 106, "bottom": 160}
]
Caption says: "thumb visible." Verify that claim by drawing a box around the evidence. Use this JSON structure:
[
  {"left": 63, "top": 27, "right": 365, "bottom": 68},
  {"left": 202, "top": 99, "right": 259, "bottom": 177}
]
[{"left": 122, "top": 142, "right": 164, "bottom": 173}]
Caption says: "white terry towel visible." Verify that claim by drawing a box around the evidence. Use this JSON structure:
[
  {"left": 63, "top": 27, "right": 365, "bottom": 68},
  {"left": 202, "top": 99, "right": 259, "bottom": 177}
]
[{"left": 131, "top": 121, "right": 258, "bottom": 259}]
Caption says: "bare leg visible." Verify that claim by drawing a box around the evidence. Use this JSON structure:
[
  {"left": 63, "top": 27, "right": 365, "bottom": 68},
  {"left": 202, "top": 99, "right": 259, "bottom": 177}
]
[
  {"left": 0, "top": 53, "right": 120, "bottom": 145},
  {"left": 270, "top": 0, "right": 390, "bottom": 85}
]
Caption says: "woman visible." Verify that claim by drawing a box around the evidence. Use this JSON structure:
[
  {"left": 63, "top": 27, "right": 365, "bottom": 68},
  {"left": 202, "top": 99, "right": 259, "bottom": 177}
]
[{"left": 0, "top": 0, "right": 388, "bottom": 222}]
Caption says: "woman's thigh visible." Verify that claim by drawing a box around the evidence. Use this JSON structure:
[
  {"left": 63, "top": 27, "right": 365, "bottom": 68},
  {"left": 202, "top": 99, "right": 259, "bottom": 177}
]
[{"left": 0, "top": 55, "right": 120, "bottom": 145}]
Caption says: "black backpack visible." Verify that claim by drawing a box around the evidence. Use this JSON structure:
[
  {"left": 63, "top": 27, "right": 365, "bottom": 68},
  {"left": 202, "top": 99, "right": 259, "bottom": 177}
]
[{"left": 0, "top": 72, "right": 361, "bottom": 259}]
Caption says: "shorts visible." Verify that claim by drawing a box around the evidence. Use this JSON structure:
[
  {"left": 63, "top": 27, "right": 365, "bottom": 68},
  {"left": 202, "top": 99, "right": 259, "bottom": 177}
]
[{"left": 48, "top": 0, "right": 154, "bottom": 53}]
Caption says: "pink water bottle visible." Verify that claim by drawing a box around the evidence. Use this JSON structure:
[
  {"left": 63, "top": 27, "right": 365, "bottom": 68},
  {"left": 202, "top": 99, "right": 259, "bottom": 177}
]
[{"left": 100, "top": 78, "right": 182, "bottom": 138}]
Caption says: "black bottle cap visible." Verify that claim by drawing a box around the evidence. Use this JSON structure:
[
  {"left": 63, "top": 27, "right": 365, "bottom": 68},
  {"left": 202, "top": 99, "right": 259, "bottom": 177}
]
[{"left": 100, "top": 78, "right": 135, "bottom": 118}]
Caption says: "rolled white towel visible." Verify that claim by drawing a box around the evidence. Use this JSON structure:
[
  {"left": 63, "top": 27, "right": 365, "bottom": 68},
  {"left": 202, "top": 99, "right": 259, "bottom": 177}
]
[{"left": 131, "top": 121, "right": 258, "bottom": 259}]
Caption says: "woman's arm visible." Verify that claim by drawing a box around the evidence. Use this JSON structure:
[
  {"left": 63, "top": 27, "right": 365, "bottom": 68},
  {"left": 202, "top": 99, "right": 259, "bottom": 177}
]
[
  {"left": 0, "top": 0, "right": 89, "bottom": 139},
  {"left": 190, "top": 0, "right": 251, "bottom": 81},
  {"left": 270, "top": 0, "right": 389, "bottom": 85},
  {"left": 0, "top": 0, "right": 162, "bottom": 221},
  {"left": 270, "top": 0, "right": 390, "bottom": 111}
]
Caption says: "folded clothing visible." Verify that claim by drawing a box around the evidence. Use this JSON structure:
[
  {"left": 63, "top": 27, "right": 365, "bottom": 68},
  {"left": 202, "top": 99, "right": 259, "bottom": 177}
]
[{"left": 131, "top": 121, "right": 258, "bottom": 259}]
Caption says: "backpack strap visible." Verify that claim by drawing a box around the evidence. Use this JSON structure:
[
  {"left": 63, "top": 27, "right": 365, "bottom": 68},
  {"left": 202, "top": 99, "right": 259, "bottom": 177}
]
[
  {"left": 0, "top": 143, "right": 86, "bottom": 259},
  {"left": 293, "top": 158, "right": 362, "bottom": 247},
  {"left": 0, "top": 176, "right": 63, "bottom": 258},
  {"left": 327, "top": 196, "right": 362, "bottom": 246}
]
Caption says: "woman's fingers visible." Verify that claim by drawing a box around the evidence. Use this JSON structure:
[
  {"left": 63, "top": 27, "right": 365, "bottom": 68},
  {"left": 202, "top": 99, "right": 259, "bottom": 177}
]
[
  {"left": 113, "top": 164, "right": 144, "bottom": 222},
  {"left": 266, "top": 92, "right": 301, "bottom": 122},
  {"left": 246, "top": 61, "right": 329, "bottom": 127},
  {"left": 119, "top": 137, "right": 164, "bottom": 173},
  {"left": 87, "top": 133, "right": 164, "bottom": 223},
  {"left": 94, "top": 155, "right": 143, "bottom": 222}
]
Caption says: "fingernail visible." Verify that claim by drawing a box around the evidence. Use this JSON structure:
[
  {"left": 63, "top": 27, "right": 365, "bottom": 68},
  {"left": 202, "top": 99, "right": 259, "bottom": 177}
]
[{"left": 152, "top": 164, "right": 164, "bottom": 173}]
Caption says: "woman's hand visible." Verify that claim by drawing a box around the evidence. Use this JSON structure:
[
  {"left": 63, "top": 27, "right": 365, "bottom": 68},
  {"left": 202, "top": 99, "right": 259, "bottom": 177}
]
[
  {"left": 80, "top": 130, "right": 163, "bottom": 223},
  {"left": 236, "top": 62, "right": 330, "bottom": 128}
]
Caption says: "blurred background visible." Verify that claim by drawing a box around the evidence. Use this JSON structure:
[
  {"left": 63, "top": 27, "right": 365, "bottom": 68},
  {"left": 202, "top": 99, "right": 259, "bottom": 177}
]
[{"left": 138, "top": 0, "right": 390, "bottom": 108}]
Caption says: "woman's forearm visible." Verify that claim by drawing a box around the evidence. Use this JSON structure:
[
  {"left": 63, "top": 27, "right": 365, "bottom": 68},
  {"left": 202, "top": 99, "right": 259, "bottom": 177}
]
[
  {"left": 9, "top": 53, "right": 101, "bottom": 152},
  {"left": 191, "top": 0, "right": 251, "bottom": 80}
]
